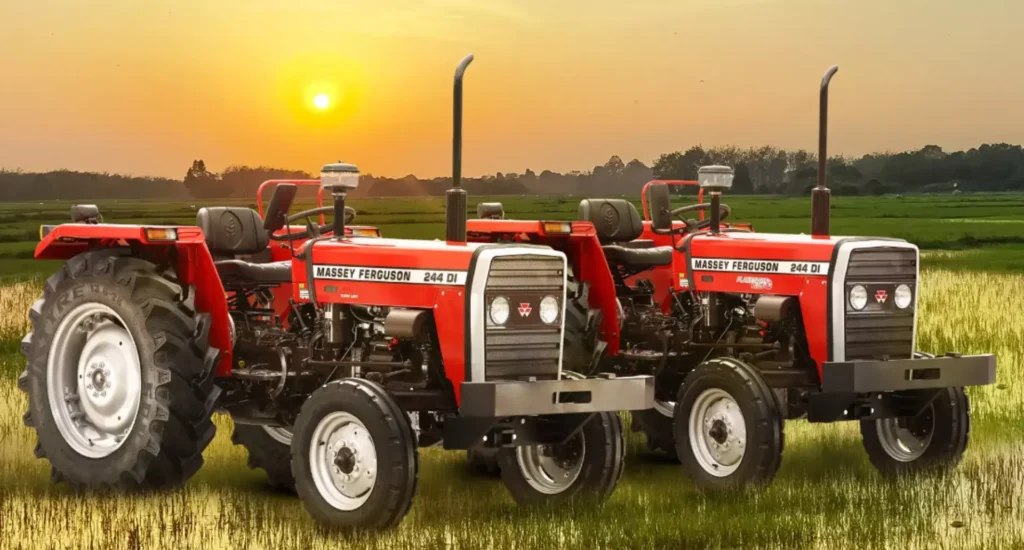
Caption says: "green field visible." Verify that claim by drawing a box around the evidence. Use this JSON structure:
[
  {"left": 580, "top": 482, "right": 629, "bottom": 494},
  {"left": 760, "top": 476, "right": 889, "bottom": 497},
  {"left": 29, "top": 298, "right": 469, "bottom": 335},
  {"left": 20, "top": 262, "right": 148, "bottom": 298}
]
[
  {"left": 5, "top": 193, "right": 1024, "bottom": 279},
  {"left": 0, "top": 195, "right": 1021, "bottom": 549}
]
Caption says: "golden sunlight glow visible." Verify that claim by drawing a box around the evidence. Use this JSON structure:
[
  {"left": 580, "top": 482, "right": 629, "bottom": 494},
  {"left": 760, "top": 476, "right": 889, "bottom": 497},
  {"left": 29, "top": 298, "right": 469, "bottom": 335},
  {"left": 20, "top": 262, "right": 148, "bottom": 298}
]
[{"left": 313, "top": 93, "right": 330, "bottom": 110}]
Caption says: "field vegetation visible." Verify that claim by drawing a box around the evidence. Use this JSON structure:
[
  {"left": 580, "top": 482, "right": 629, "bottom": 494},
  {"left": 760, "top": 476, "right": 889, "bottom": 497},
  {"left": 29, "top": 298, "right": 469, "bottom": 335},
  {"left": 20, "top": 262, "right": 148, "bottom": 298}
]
[
  {"left": 0, "top": 195, "right": 1021, "bottom": 548},
  {"left": 4, "top": 193, "right": 1024, "bottom": 279},
  {"left": 0, "top": 266, "right": 1020, "bottom": 549}
]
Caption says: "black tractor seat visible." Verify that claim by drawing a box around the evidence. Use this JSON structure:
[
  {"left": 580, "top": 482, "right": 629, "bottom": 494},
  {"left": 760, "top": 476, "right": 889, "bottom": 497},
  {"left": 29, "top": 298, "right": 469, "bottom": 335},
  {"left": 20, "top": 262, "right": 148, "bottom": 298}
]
[
  {"left": 617, "top": 239, "right": 655, "bottom": 249},
  {"left": 578, "top": 199, "right": 673, "bottom": 268},
  {"left": 214, "top": 260, "right": 292, "bottom": 286},
  {"left": 601, "top": 245, "right": 673, "bottom": 267},
  {"left": 195, "top": 206, "right": 293, "bottom": 286}
]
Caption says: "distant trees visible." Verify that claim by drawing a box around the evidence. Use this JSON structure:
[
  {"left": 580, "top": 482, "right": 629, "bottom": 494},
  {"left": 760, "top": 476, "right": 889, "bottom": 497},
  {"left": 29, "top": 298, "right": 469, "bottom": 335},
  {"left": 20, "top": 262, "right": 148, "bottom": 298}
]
[
  {"left": 0, "top": 168, "right": 186, "bottom": 201},
  {"left": 4, "top": 142, "right": 1024, "bottom": 201},
  {"left": 184, "top": 160, "right": 223, "bottom": 199}
]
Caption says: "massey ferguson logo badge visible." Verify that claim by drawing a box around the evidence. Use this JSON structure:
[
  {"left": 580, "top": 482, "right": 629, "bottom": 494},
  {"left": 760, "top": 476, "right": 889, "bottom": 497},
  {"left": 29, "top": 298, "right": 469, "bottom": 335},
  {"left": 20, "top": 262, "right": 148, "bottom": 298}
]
[
  {"left": 518, "top": 303, "right": 532, "bottom": 317},
  {"left": 875, "top": 290, "right": 888, "bottom": 303}
]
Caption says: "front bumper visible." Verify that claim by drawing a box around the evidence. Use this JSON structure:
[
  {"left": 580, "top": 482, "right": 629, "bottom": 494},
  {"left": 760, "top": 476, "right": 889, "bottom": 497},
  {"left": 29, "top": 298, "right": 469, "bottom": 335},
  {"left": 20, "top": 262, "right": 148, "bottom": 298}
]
[
  {"left": 458, "top": 374, "right": 654, "bottom": 417},
  {"left": 821, "top": 353, "right": 996, "bottom": 394}
]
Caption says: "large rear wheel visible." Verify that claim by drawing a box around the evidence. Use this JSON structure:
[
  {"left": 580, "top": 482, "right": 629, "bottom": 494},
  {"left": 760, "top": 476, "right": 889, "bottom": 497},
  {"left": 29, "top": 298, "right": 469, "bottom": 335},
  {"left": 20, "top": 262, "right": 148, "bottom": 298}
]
[
  {"left": 232, "top": 423, "right": 295, "bottom": 492},
  {"left": 634, "top": 400, "right": 679, "bottom": 461},
  {"left": 19, "top": 249, "right": 220, "bottom": 488}
]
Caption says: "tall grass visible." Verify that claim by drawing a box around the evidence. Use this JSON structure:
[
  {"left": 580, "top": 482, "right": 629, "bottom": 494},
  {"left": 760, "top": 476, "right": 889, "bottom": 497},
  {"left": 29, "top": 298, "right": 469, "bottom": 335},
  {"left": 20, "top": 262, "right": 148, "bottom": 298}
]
[{"left": 0, "top": 268, "right": 1021, "bottom": 549}]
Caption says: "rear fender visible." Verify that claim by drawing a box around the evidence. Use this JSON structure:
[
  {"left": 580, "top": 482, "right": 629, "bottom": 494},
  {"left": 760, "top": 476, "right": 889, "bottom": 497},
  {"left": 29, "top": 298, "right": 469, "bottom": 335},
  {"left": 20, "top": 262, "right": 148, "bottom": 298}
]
[{"left": 35, "top": 224, "right": 234, "bottom": 376}]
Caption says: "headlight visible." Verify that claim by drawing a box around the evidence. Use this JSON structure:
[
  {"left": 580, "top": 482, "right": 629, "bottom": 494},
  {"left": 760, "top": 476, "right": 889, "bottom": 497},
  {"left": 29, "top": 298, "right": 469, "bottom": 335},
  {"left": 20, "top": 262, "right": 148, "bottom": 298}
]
[
  {"left": 539, "top": 296, "right": 559, "bottom": 324},
  {"left": 849, "top": 285, "right": 868, "bottom": 310},
  {"left": 894, "top": 284, "right": 913, "bottom": 309},
  {"left": 489, "top": 296, "right": 510, "bottom": 325}
]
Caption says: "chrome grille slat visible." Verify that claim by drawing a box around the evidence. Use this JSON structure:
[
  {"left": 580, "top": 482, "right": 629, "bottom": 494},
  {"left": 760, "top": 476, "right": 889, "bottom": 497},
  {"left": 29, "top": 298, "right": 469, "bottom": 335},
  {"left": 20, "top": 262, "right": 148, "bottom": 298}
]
[
  {"left": 484, "top": 254, "right": 564, "bottom": 380},
  {"left": 843, "top": 248, "right": 916, "bottom": 360}
]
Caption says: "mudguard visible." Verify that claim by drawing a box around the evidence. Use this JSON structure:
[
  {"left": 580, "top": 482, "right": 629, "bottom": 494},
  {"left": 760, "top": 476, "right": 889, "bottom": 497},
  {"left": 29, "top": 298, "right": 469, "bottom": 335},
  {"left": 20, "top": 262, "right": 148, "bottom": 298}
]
[{"left": 35, "top": 224, "right": 234, "bottom": 375}]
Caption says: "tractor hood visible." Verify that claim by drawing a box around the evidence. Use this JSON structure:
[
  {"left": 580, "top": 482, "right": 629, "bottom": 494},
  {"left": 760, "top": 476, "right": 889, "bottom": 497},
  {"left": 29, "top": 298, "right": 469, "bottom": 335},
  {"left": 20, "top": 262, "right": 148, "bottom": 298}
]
[
  {"left": 298, "top": 238, "right": 484, "bottom": 301},
  {"left": 683, "top": 230, "right": 908, "bottom": 293},
  {"left": 294, "top": 237, "right": 565, "bottom": 310},
  {"left": 688, "top": 231, "right": 845, "bottom": 266}
]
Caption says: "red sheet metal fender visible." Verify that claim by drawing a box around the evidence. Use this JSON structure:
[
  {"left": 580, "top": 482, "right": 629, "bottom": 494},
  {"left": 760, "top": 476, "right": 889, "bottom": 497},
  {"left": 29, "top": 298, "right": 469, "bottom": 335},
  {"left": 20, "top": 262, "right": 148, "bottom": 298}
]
[{"left": 35, "top": 224, "right": 235, "bottom": 376}]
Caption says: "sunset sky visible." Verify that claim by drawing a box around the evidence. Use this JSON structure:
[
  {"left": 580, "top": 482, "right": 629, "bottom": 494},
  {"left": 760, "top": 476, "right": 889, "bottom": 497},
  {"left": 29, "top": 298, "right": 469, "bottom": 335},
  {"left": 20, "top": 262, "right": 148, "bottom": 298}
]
[{"left": 1, "top": 0, "right": 1022, "bottom": 180}]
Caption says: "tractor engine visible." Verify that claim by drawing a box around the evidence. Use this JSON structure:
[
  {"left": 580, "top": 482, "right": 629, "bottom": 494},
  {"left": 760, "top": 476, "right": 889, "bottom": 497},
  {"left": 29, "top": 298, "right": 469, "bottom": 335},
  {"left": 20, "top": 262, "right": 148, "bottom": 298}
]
[{"left": 224, "top": 295, "right": 437, "bottom": 426}]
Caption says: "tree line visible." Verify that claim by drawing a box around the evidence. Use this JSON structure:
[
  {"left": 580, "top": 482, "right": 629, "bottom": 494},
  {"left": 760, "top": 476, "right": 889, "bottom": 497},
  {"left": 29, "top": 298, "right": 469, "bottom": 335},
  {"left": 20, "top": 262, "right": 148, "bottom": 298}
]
[{"left": 2, "top": 142, "right": 1023, "bottom": 201}]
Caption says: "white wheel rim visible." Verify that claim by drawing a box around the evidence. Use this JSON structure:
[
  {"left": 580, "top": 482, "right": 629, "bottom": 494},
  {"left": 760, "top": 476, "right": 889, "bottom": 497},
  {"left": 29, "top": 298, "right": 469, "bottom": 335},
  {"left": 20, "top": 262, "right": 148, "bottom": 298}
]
[
  {"left": 688, "top": 388, "right": 746, "bottom": 477},
  {"left": 875, "top": 408, "right": 934, "bottom": 462},
  {"left": 309, "top": 412, "right": 378, "bottom": 511},
  {"left": 46, "top": 303, "right": 142, "bottom": 459},
  {"left": 515, "top": 435, "right": 586, "bottom": 495},
  {"left": 654, "top": 399, "right": 676, "bottom": 417},
  {"left": 262, "top": 425, "right": 293, "bottom": 446}
]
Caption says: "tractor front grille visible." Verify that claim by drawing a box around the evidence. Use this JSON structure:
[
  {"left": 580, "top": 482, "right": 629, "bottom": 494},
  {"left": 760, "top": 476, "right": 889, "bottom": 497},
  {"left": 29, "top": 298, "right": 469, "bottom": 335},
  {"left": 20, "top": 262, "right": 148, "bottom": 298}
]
[
  {"left": 842, "top": 247, "right": 917, "bottom": 361},
  {"left": 483, "top": 255, "right": 564, "bottom": 380}
]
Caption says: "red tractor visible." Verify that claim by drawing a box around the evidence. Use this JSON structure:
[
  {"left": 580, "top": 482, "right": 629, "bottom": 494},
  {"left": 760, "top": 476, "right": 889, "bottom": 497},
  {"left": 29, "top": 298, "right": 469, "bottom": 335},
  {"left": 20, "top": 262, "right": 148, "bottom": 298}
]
[
  {"left": 466, "top": 66, "right": 996, "bottom": 488},
  {"left": 17, "top": 55, "right": 653, "bottom": 531}
]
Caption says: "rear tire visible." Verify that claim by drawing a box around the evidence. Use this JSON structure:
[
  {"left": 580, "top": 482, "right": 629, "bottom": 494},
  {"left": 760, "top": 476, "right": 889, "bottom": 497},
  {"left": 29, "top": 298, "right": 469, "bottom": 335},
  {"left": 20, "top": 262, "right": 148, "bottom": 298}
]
[
  {"left": 563, "top": 278, "right": 606, "bottom": 374},
  {"left": 861, "top": 387, "right": 970, "bottom": 476},
  {"left": 674, "top": 358, "right": 783, "bottom": 490},
  {"left": 465, "top": 445, "right": 500, "bottom": 477},
  {"left": 19, "top": 249, "right": 220, "bottom": 489},
  {"left": 635, "top": 402, "right": 679, "bottom": 461},
  {"left": 291, "top": 379, "right": 418, "bottom": 531},
  {"left": 498, "top": 411, "right": 625, "bottom": 505},
  {"left": 232, "top": 423, "right": 295, "bottom": 492}
]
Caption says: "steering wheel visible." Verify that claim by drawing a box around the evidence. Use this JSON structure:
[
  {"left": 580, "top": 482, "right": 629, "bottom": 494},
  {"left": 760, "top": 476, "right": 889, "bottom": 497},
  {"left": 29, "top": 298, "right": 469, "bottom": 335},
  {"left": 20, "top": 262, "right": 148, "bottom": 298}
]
[
  {"left": 269, "top": 206, "right": 356, "bottom": 241},
  {"left": 670, "top": 203, "right": 731, "bottom": 234}
]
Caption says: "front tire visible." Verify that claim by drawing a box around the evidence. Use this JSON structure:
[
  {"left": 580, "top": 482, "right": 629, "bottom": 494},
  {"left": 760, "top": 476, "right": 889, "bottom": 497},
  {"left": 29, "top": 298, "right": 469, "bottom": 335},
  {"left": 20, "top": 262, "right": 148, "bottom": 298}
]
[
  {"left": 674, "top": 358, "right": 784, "bottom": 490},
  {"left": 498, "top": 411, "right": 625, "bottom": 505},
  {"left": 19, "top": 250, "right": 220, "bottom": 489},
  {"left": 291, "top": 379, "right": 418, "bottom": 531},
  {"left": 232, "top": 423, "right": 296, "bottom": 492},
  {"left": 861, "top": 387, "right": 970, "bottom": 476}
]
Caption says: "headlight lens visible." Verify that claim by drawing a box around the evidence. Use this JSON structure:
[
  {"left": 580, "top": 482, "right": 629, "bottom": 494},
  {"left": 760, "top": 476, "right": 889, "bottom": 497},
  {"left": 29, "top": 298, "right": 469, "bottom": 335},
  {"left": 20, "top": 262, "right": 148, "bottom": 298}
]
[
  {"left": 849, "top": 285, "right": 868, "bottom": 310},
  {"left": 489, "top": 296, "right": 510, "bottom": 325},
  {"left": 539, "top": 296, "right": 559, "bottom": 324},
  {"left": 894, "top": 284, "right": 913, "bottom": 309}
]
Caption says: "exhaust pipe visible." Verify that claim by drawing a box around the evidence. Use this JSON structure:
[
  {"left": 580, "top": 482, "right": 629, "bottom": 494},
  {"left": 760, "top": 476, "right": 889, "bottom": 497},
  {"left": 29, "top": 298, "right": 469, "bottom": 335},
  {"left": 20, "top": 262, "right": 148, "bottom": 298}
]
[
  {"left": 446, "top": 54, "right": 474, "bottom": 243},
  {"left": 811, "top": 65, "right": 838, "bottom": 237}
]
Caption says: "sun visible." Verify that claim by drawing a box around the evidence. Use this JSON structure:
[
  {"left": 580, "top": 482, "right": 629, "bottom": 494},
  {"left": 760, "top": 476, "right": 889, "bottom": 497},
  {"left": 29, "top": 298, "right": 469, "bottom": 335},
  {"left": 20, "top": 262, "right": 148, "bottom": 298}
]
[{"left": 313, "top": 93, "right": 330, "bottom": 110}]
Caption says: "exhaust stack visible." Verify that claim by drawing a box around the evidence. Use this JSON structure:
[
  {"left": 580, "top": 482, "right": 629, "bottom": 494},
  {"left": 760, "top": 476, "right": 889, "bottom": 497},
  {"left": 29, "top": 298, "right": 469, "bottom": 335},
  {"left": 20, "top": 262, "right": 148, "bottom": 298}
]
[
  {"left": 811, "top": 65, "right": 838, "bottom": 237},
  {"left": 446, "top": 54, "right": 474, "bottom": 243}
]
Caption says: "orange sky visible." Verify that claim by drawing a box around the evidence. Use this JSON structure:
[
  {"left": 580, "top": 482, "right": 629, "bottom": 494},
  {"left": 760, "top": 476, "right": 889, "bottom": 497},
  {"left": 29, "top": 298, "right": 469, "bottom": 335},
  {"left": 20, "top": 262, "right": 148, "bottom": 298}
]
[{"left": 1, "top": 0, "right": 1022, "bottom": 180}]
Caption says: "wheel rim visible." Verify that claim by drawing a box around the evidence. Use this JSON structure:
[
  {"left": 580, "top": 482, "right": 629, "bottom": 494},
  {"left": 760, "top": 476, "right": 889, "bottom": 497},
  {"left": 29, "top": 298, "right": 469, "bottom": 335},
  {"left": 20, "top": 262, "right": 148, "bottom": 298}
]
[
  {"left": 654, "top": 399, "right": 676, "bottom": 417},
  {"left": 309, "top": 412, "right": 378, "bottom": 511},
  {"left": 46, "top": 303, "right": 142, "bottom": 459},
  {"left": 688, "top": 388, "right": 746, "bottom": 477},
  {"left": 875, "top": 407, "right": 935, "bottom": 462},
  {"left": 262, "top": 425, "right": 293, "bottom": 446},
  {"left": 515, "top": 435, "right": 586, "bottom": 495}
]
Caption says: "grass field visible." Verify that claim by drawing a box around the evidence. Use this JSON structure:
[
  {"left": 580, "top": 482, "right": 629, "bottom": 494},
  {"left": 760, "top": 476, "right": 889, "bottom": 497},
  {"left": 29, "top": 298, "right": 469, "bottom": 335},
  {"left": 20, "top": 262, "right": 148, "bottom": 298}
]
[
  {"left": 5, "top": 192, "right": 1024, "bottom": 279},
  {"left": 0, "top": 194, "right": 1021, "bottom": 548},
  {"left": 0, "top": 266, "right": 1021, "bottom": 549}
]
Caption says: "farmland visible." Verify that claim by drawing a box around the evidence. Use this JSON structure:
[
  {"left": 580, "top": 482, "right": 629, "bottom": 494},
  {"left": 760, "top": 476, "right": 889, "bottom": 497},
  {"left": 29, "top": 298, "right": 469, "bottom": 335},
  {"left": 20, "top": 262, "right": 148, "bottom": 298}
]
[
  {"left": 4, "top": 192, "right": 1024, "bottom": 279},
  {"left": 0, "top": 194, "right": 1021, "bottom": 549}
]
